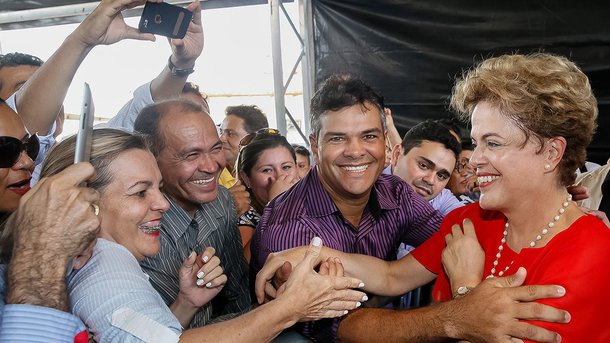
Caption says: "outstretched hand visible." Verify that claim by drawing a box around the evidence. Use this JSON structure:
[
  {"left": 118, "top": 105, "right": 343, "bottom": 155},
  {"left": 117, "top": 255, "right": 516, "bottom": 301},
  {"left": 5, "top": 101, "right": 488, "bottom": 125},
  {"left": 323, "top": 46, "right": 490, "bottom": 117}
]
[
  {"left": 279, "top": 237, "right": 367, "bottom": 321},
  {"left": 255, "top": 245, "right": 311, "bottom": 304},
  {"left": 446, "top": 268, "right": 569, "bottom": 343}
]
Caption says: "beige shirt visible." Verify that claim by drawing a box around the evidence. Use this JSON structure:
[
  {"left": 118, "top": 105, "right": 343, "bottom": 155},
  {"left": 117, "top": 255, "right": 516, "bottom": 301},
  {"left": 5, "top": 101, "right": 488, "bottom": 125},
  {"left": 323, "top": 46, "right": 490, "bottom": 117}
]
[{"left": 575, "top": 160, "right": 610, "bottom": 210}]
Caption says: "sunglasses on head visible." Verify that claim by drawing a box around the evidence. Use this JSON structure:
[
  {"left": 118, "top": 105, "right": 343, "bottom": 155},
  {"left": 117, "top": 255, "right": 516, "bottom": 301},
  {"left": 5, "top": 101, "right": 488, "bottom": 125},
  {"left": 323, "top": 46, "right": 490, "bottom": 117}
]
[
  {"left": 0, "top": 134, "right": 40, "bottom": 168},
  {"left": 239, "top": 128, "right": 281, "bottom": 147}
]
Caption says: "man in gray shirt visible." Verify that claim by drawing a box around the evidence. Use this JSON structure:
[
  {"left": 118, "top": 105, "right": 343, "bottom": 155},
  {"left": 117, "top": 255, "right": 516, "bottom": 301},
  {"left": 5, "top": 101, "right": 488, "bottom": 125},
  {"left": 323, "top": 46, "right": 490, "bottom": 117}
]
[{"left": 135, "top": 100, "right": 250, "bottom": 328}]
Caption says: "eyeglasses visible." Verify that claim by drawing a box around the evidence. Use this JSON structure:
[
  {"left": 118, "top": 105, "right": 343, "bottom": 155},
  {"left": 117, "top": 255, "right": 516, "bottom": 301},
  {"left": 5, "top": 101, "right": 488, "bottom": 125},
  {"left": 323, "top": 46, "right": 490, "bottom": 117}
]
[
  {"left": 239, "top": 128, "right": 281, "bottom": 147},
  {"left": 455, "top": 158, "right": 473, "bottom": 174},
  {"left": 0, "top": 134, "right": 40, "bottom": 168}
]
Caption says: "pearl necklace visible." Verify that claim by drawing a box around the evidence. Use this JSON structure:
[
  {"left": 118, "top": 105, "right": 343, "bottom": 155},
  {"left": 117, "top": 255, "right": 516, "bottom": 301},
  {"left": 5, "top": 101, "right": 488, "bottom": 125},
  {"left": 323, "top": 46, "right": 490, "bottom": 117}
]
[{"left": 486, "top": 194, "right": 572, "bottom": 279}]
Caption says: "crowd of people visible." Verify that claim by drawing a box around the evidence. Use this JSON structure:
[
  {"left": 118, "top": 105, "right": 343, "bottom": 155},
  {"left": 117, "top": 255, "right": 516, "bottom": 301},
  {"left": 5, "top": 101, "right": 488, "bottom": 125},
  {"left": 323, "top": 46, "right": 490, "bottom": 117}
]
[{"left": 1, "top": 0, "right": 609, "bottom": 342}]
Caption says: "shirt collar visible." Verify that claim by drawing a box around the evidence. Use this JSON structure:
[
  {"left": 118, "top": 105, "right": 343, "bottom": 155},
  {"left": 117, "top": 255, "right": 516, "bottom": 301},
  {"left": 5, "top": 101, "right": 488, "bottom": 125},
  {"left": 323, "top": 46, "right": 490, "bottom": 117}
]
[
  {"left": 304, "top": 167, "right": 399, "bottom": 218},
  {"left": 162, "top": 195, "right": 195, "bottom": 239}
]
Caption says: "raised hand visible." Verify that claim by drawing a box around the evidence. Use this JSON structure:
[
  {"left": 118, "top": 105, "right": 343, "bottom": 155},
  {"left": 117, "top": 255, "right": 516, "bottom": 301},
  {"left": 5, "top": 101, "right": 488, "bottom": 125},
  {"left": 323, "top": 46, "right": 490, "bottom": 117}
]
[
  {"left": 172, "top": 246, "right": 227, "bottom": 327},
  {"left": 7, "top": 162, "right": 100, "bottom": 310},
  {"left": 72, "top": 0, "right": 162, "bottom": 48},
  {"left": 229, "top": 180, "right": 250, "bottom": 216},
  {"left": 178, "top": 247, "right": 226, "bottom": 308},
  {"left": 567, "top": 184, "right": 589, "bottom": 201},
  {"left": 268, "top": 173, "right": 300, "bottom": 202},
  {"left": 169, "top": 0, "right": 204, "bottom": 67},
  {"left": 442, "top": 218, "right": 485, "bottom": 295}
]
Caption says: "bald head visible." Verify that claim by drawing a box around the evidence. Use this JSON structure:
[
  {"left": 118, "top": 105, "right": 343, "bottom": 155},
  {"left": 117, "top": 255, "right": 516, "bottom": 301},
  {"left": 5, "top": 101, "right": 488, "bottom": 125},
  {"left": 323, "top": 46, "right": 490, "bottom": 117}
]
[{"left": 134, "top": 99, "right": 211, "bottom": 157}]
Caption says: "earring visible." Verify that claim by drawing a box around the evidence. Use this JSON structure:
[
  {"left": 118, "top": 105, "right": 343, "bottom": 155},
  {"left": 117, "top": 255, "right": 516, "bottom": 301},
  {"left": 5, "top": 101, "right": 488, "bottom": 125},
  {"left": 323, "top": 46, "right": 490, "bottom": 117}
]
[{"left": 544, "top": 164, "right": 551, "bottom": 170}]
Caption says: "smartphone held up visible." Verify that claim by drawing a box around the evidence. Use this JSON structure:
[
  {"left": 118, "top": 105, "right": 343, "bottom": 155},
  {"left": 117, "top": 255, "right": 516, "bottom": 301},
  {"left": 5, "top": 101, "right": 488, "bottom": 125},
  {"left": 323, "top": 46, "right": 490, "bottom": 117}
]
[
  {"left": 139, "top": 2, "right": 193, "bottom": 39},
  {"left": 74, "top": 82, "right": 94, "bottom": 165}
]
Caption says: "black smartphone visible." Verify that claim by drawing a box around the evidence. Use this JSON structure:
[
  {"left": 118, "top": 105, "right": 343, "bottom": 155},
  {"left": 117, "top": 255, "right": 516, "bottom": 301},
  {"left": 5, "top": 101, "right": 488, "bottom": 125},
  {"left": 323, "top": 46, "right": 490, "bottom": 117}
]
[
  {"left": 74, "top": 82, "right": 94, "bottom": 164},
  {"left": 139, "top": 2, "right": 193, "bottom": 39}
]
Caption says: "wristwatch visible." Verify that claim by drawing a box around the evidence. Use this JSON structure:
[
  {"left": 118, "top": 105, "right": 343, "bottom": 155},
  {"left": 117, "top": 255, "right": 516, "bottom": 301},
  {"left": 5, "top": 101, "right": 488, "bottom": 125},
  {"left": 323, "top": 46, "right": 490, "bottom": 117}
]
[
  {"left": 167, "top": 56, "right": 195, "bottom": 77},
  {"left": 454, "top": 286, "right": 473, "bottom": 298}
]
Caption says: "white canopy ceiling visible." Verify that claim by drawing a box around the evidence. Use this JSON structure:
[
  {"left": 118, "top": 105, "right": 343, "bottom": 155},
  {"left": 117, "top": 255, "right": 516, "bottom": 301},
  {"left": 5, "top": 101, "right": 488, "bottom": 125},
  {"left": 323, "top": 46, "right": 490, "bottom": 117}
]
[{"left": 0, "top": 0, "right": 269, "bottom": 30}]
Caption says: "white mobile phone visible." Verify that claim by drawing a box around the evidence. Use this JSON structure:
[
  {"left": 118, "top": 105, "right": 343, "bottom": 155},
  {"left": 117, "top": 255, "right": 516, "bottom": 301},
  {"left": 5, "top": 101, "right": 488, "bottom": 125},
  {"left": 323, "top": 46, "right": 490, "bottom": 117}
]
[{"left": 74, "top": 82, "right": 94, "bottom": 164}]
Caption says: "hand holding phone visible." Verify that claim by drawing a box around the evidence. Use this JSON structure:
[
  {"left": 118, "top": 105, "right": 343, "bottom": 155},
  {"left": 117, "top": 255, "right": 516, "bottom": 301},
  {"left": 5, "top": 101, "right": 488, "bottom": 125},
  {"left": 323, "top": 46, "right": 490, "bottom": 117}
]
[{"left": 139, "top": 2, "right": 193, "bottom": 39}]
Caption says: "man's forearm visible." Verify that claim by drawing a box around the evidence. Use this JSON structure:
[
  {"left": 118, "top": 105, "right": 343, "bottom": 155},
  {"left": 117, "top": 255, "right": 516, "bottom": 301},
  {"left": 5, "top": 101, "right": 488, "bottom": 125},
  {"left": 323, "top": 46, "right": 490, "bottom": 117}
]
[
  {"left": 338, "top": 306, "right": 453, "bottom": 343},
  {"left": 16, "top": 34, "right": 92, "bottom": 135},
  {"left": 150, "top": 58, "right": 191, "bottom": 102},
  {"left": 7, "top": 251, "right": 70, "bottom": 311}
]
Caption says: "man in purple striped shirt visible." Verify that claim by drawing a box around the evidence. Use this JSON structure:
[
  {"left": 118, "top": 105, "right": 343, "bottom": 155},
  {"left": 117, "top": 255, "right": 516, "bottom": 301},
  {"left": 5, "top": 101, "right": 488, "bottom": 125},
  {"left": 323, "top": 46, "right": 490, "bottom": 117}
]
[{"left": 250, "top": 74, "right": 443, "bottom": 341}]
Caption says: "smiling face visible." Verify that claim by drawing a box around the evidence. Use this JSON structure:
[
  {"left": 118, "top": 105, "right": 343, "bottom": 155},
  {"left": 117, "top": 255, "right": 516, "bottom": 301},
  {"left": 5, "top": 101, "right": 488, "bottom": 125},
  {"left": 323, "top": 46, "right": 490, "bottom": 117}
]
[
  {"left": 470, "top": 101, "right": 548, "bottom": 211},
  {"left": 157, "top": 111, "right": 226, "bottom": 214},
  {"left": 219, "top": 114, "right": 249, "bottom": 171},
  {"left": 97, "top": 149, "right": 170, "bottom": 261},
  {"left": 448, "top": 149, "right": 474, "bottom": 196},
  {"left": 0, "top": 105, "right": 34, "bottom": 212},
  {"left": 311, "top": 102, "right": 386, "bottom": 201},
  {"left": 392, "top": 140, "right": 456, "bottom": 201},
  {"left": 241, "top": 146, "right": 298, "bottom": 206}
]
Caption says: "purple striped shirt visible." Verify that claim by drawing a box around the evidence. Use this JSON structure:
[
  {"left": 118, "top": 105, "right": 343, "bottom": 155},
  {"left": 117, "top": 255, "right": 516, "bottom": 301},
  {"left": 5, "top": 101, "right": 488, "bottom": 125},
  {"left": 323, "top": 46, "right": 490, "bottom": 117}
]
[{"left": 250, "top": 166, "right": 442, "bottom": 342}]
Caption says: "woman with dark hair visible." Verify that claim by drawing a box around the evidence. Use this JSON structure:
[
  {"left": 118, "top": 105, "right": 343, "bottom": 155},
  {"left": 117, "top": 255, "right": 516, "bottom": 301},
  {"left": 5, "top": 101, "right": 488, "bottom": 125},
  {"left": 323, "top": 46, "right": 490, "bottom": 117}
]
[
  {"left": 447, "top": 141, "right": 479, "bottom": 204},
  {"left": 0, "top": 101, "right": 38, "bottom": 244},
  {"left": 236, "top": 129, "right": 300, "bottom": 261}
]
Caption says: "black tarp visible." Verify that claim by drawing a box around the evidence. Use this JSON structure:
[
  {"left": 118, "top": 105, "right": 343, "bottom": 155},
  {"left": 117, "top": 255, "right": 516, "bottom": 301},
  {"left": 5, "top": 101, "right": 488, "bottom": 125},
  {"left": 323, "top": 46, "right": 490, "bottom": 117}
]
[{"left": 312, "top": 0, "right": 610, "bottom": 164}]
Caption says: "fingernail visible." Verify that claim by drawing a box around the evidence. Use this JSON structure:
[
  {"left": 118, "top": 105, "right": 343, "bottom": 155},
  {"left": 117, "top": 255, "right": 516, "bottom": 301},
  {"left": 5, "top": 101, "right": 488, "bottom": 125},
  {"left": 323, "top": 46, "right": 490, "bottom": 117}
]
[
  {"left": 361, "top": 295, "right": 368, "bottom": 301},
  {"left": 197, "top": 271, "right": 204, "bottom": 279},
  {"left": 190, "top": 251, "right": 196, "bottom": 258},
  {"left": 343, "top": 310, "right": 348, "bottom": 315},
  {"left": 556, "top": 334, "right": 562, "bottom": 343},
  {"left": 557, "top": 286, "right": 566, "bottom": 295},
  {"left": 202, "top": 255, "right": 209, "bottom": 263},
  {"left": 564, "top": 312, "right": 571, "bottom": 323},
  {"left": 206, "top": 282, "right": 212, "bottom": 288},
  {"left": 358, "top": 282, "right": 365, "bottom": 288},
  {"left": 311, "top": 236, "right": 322, "bottom": 247},
  {"left": 356, "top": 302, "right": 361, "bottom": 307},
  {"left": 196, "top": 279, "right": 204, "bottom": 286}
]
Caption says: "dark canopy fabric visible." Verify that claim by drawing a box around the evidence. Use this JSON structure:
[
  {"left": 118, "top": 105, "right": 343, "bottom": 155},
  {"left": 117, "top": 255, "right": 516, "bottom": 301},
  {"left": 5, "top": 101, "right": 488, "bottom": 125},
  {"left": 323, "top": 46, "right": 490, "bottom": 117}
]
[{"left": 312, "top": 0, "right": 610, "bottom": 164}]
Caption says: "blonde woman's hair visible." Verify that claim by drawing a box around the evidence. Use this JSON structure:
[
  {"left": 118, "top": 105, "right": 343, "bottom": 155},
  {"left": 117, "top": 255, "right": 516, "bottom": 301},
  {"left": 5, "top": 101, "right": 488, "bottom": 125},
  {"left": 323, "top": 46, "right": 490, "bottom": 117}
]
[
  {"left": 451, "top": 53, "right": 598, "bottom": 186},
  {"left": 41, "top": 128, "right": 149, "bottom": 192}
]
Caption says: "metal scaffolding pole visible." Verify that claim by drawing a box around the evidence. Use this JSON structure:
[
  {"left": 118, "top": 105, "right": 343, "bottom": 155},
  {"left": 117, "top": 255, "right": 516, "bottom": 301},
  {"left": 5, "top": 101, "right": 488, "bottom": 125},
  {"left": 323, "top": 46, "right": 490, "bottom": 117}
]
[
  {"left": 299, "top": 0, "right": 315, "bottom": 139},
  {"left": 269, "top": 0, "right": 314, "bottom": 145},
  {"left": 270, "top": 0, "right": 287, "bottom": 135}
]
